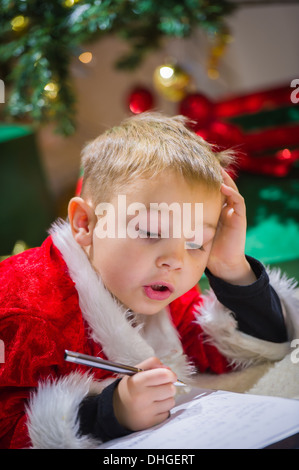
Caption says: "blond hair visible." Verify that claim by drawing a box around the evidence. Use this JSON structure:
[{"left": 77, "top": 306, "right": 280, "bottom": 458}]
[{"left": 80, "top": 112, "right": 234, "bottom": 204}]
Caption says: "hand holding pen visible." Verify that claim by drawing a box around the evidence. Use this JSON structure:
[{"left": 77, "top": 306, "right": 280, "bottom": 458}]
[
  {"left": 64, "top": 350, "right": 185, "bottom": 386},
  {"left": 65, "top": 351, "right": 184, "bottom": 432},
  {"left": 112, "top": 356, "right": 179, "bottom": 432}
]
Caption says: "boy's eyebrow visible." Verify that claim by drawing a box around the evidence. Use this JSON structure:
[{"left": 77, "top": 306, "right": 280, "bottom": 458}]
[{"left": 125, "top": 204, "right": 217, "bottom": 230}]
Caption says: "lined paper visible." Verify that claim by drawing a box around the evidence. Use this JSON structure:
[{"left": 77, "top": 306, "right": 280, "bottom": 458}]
[{"left": 99, "top": 388, "right": 299, "bottom": 449}]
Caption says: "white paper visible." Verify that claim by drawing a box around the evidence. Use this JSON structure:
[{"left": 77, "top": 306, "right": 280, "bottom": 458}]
[{"left": 99, "top": 388, "right": 299, "bottom": 449}]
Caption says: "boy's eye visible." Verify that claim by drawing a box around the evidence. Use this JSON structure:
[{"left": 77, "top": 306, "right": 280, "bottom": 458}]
[
  {"left": 138, "top": 228, "right": 160, "bottom": 238},
  {"left": 185, "top": 241, "right": 205, "bottom": 251}
]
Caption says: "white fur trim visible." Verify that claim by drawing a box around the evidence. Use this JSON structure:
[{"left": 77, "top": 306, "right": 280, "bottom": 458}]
[
  {"left": 27, "top": 373, "right": 106, "bottom": 449},
  {"left": 50, "top": 220, "right": 192, "bottom": 381},
  {"left": 194, "top": 289, "right": 290, "bottom": 370},
  {"left": 27, "top": 220, "right": 194, "bottom": 448},
  {"left": 51, "top": 221, "right": 297, "bottom": 374},
  {"left": 266, "top": 266, "right": 299, "bottom": 339},
  {"left": 26, "top": 221, "right": 298, "bottom": 447}
]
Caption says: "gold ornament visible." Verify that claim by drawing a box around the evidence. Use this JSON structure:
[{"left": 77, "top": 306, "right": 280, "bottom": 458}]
[
  {"left": 207, "top": 28, "right": 233, "bottom": 80},
  {"left": 11, "top": 15, "right": 30, "bottom": 32},
  {"left": 153, "top": 64, "right": 190, "bottom": 102},
  {"left": 63, "top": 0, "right": 81, "bottom": 7},
  {"left": 43, "top": 82, "right": 59, "bottom": 100}
]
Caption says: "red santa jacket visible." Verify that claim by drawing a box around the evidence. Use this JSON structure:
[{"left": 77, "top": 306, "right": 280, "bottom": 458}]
[{"left": 0, "top": 221, "right": 293, "bottom": 449}]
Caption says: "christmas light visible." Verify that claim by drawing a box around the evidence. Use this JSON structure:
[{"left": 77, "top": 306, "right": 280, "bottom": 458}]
[
  {"left": 79, "top": 52, "right": 93, "bottom": 64},
  {"left": 277, "top": 149, "right": 292, "bottom": 160},
  {"left": 159, "top": 66, "right": 174, "bottom": 80}
]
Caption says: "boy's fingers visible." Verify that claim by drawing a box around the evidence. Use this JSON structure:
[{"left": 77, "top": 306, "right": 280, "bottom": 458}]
[
  {"left": 154, "top": 396, "right": 176, "bottom": 414},
  {"left": 150, "top": 410, "right": 172, "bottom": 428},
  {"left": 152, "top": 383, "right": 176, "bottom": 401},
  {"left": 221, "top": 168, "right": 239, "bottom": 192},
  {"left": 220, "top": 183, "right": 246, "bottom": 218},
  {"left": 134, "top": 367, "right": 177, "bottom": 387},
  {"left": 136, "top": 356, "right": 165, "bottom": 371}
]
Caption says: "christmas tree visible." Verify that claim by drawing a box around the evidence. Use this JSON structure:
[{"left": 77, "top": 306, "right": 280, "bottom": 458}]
[{"left": 0, "top": 0, "right": 235, "bottom": 135}]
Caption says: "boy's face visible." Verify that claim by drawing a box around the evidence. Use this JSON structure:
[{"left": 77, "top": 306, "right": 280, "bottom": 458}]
[{"left": 88, "top": 171, "right": 222, "bottom": 315}]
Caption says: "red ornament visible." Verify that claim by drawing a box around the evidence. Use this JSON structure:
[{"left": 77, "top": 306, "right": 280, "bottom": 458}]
[
  {"left": 239, "top": 150, "right": 299, "bottom": 177},
  {"left": 179, "top": 93, "right": 214, "bottom": 127},
  {"left": 194, "top": 127, "right": 210, "bottom": 141},
  {"left": 195, "top": 120, "right": 245, "bottom": 178},
  {"left": 215, "top": 85, "right": 292, "bottom": 119},
  {"left": 204, "top": 120, "right": 244, "bottom": 150},
  {"left": 189, "top": 82, "right": 299, "bottom": 178},
  {"left": 244, "top": 124, "right": 299, "bottom": 153},
  {"left": 127, "top": 87, "right": 154, "bottom": 114}
]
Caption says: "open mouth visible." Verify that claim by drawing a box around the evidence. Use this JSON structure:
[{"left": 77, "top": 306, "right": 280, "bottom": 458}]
[
  {"left": 151, "top": 284, "right": 169, "bottom": 291},
  {"left": 143, "top": 282, "right": 174, "bottom": 300}
]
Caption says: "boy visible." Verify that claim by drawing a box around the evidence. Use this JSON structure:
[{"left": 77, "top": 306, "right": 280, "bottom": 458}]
[{"left": 0, "top": 113, "right": 297, "bottom": 449}]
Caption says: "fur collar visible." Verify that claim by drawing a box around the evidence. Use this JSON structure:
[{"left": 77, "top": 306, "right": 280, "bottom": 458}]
[{"left": 50, "top": 220, "right": 193, "bottom": 382}]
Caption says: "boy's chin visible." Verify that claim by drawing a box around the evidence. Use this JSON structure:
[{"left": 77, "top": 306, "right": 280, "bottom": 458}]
[
  {"left": 130, "top": 301, "right": 169, "bottom": 316},
  {"left": 138, "top": 304, "right": 168, "bottom": 315},
  {"left": 139, "top": 307, "right": 165, "bottom": 316}
]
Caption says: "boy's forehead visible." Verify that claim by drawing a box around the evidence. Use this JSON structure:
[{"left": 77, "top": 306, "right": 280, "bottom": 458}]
[
  {"left": 142, "top": 205, "right": 218, "bottom": 227},
  {"left": 105, "top": 171, "right": 223, "bottom": 232},
  {"left": 108, "top": 189, "right": 221, "bottom": 230},
  {"left": 122, "top": 170, "right": 220, "bottom": 202}
]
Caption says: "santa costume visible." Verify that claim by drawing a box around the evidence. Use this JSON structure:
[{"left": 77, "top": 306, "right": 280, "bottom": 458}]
[{"left": 0, "top": 220, "right": 298, "bottom": 448}]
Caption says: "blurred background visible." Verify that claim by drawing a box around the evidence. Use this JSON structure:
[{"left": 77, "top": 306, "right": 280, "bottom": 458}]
[{"left": 0, "top": 0, "right": 298, "bottom": 285}]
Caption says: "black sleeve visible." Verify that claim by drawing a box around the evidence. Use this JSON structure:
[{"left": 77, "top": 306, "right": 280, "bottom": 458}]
[
  {"left": 204, "top": 255, "right": 288, "bottom": 343},
  {"left": 78, "top": 379, "right": 133, "bottom": 442}
]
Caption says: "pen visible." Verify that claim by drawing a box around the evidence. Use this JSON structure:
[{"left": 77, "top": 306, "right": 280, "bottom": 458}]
[{"left": 64, "top": 350, "right": 186, "bottom": 387}]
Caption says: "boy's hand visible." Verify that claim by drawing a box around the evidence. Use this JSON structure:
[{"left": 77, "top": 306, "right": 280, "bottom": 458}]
[
  {"left": 113, "top": 356, "right": 177, "bottom": 432},
  {"left": 206, "top": 169, "right": 256, "bottom": 285}
]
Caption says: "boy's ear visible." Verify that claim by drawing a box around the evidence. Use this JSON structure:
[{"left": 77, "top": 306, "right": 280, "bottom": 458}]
[{"left": 68, "top": 197, "right": 96, "bottom": 246}]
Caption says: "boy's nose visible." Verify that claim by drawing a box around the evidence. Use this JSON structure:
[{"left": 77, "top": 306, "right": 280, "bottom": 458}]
[{"left": 155, "top": 242, "right": 184, "bottom": 271}]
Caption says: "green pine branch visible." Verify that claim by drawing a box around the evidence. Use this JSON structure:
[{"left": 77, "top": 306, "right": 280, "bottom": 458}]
[{"left": 0, "top": 0, "right": 236, "bottom": 135}]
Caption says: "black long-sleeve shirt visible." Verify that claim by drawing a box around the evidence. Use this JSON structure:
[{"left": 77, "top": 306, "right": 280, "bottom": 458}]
[{"left": 78, "top": 256, "right": 288, "bottom": 443}]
